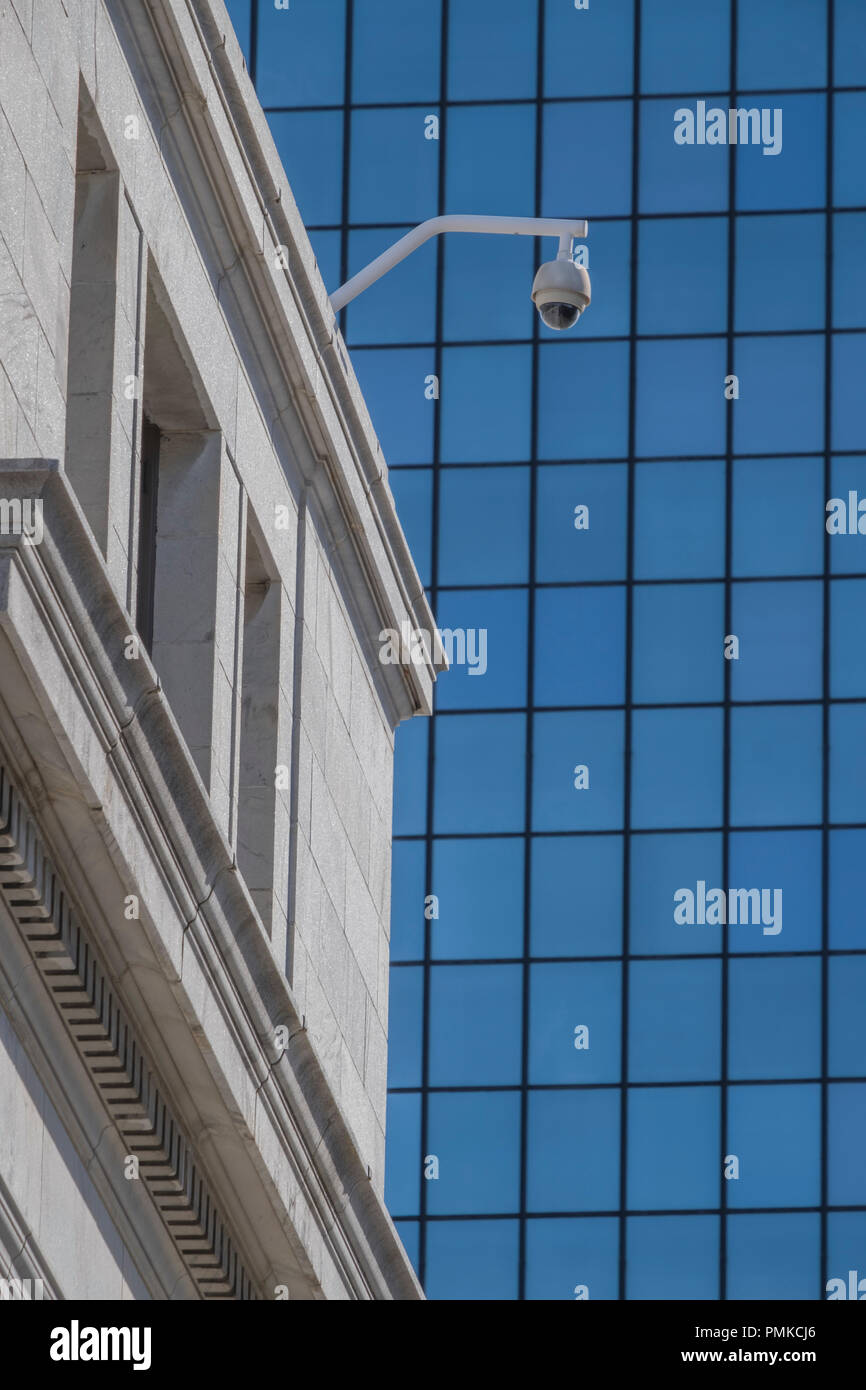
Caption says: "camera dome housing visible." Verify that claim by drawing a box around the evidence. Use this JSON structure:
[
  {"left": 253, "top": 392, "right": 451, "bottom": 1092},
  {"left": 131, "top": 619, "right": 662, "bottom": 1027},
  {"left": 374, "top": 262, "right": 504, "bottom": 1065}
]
[{"left": 531, "top": 259, "right": 591, "bottom": 331}]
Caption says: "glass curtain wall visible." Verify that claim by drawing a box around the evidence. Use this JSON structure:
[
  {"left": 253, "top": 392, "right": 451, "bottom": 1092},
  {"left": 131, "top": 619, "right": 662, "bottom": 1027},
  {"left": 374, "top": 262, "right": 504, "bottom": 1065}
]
[{"left": 230, "top": 0, "right": 866, "bottom": 1301}]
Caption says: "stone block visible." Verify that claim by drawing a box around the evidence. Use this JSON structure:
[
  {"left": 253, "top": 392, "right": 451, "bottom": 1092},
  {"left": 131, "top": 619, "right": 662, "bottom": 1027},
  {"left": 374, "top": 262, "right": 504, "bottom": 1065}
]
[
  {"left": 0, "top": 242, "right": 39, "bottom": 432},
  {"left": 22, "top": 176, "right": 61, "bottom": 349},
  {"left": 0, "top": 109, "right": 26, "bottom": 271},
  {"left": 0, "top": 366, "right": 18, "bottom": 457},
  {"left": 309, "top": 760, "right": 347, "bottom": 925},
  {"left": 35, "top": 331, "right": 65, "bottom": 459},
  {"left": 345, "top": 851, "right": 379, "bottom": 1002},
  {"left": 342, "top": 950, "right": 368, "bottom": 1074}
]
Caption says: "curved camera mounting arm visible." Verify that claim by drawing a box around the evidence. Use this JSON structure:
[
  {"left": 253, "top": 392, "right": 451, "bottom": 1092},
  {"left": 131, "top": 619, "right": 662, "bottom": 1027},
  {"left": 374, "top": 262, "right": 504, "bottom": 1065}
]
[{"left": 329, "top": 213, "right": 589, "bottom": 314}]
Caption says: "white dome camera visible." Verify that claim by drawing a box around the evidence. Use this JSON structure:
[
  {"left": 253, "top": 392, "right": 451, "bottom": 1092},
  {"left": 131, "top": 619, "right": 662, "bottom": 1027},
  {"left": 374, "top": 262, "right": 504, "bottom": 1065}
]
[{"left": 531, "top": 258, "right": 591, "bottom": 331}]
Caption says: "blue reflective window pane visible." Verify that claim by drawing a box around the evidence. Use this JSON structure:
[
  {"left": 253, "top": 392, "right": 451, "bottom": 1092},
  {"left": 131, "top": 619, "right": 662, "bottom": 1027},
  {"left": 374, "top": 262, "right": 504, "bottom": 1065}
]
[
  {"left": 446, "top": 106, "right": 535, "bottom": 216},
  {"left": 640, "top": 0, "right": 730, "bottom": 94},
  {"left": 729, "top": 958, "right": 821, "bottom": 1081},
  {"left": 536, "top": 465, "right": 628, "bottom": 582},
  {"left": 268, "top": 111, "right": 343, "bottom": 225},
  {"left": 831, "top": 580, "right": 866, "bottom": 698},
  {"left": 345, "top": 229, "right": 436, "bottom": 345},
  {"left": 390, "top": 468, "right": 432, "bottom": 589},
  {"left": 527, "top": 1090, "right": 620, "bottom": 1212},
  {"left": 835, "top": 0, "right": 866, "bottom": 86},
  {"left": 427, "top": 1091, "right": 521, "bottom": 1214},
  {"left": 832, "top": 334, "right": 866, "bottom": 452},
  {"left": 636, "top": 339, "right": 727, "bottom": 457},
  {"left": 639, "top": 99, "right": 730, "bottom": 214},
  {"left": 530, "top": 835, "right": 624, "bottom": 957},
  {"left": 626, "top": 1217, "right": 720, "bottom": 1301},
  {"left": 441, "top": 347, "right": 533, "bottom": 463},
  {"left": 631, "top": 709, "right": 724, "bottom": 830},
  {"left": 737, "top": 0, "right": 827, "bottom": 88},
  {"left": 393, "top": 716, "right": 428, "bottom": 835},
  {"left": 543, "top": 102, "right": 633, "bottom": 218},
  {"left": 349, "top": 109, "right": 440, "bottom": 223},
  {"left": 351, "top": 348, "right": 435, "bottom": 465},
  {"left": 638, "top": 218, "right": 728, "bottom": 335},
  {"left": 388, "top": 967, "right": 424, "bottom": 1088},
  {"left": 629, "top": 960, "right": 721, "bottom": 1083},
  {"left": 730, "top": 580, "right": 822, "bottom": 701},
  {"left": 627, "top": 1088, "right": 720, "bottom": 1210},
  {"left": 829, "top": 457, "right": 866, "bottom": 575},
  {"left": 255, "top": 0, "right": 345, "bottom": 106},
  {"left": 634, "top": 461, "right": 726, "bottom": 580},
  {"left": 736, "top": 95, "right": 825, "bottom": 211},
  {"left": 830, "top": 703, "right": 866, "bottom": 824},
  {"left": 827, "top": 1212, "right": 866, "bottom": 1293},
  {"left": 534, "top": 586, "right": 626, "bottom": 707},
  {"left": 529, "top": 962, "right": 621, "bottom": 1084},
  {"left": 538, "top": 343, "right": 630, "bottom": 460},
  {"left": 443, "top": 234, "right": 535, "bottom": 342},
  {"left": 732, "top": 457, "right": 825, "bottom": 578},
  {"left": 632, "top": 583, "right": 725, "bottom": 704},
  {"left": 390, "top": 839, "right": 425, "bottom": 961},
  {"left": 829, "top": 830, "right": 866, "bottom": 949},
  {"left": 726, "top": 1214, "right": 820, "bottom": 1299},
  {"left": 431, "top": 837, "right": 524, "bottom": 960},
  {"left": 727, "top": 1084, "right": 820, "bottom": 1207},
  {"left": 425, "top": 1221, "right": 519, "bottom": 1300},
  {"left": 545, "top": 0, "right": 633, "bottom": 98},
  {"left": 829, "top": 958, "right": 866, "bottom": 1078},
  {"left": 560, "top": 221, "right": 631, "bottom": 340},
  {"left": 385, "top": 1091, "right": 421, "bottom": 1216},
  {"left": 833, "top": 215, "right": 866, "bottom": 330},
  {"left": 728, "top": 830, "right": 822, "bottom": 953},
  {"left": 225, "top": 0, "right": 251, "bottom": 64},
  {"left": 433, "top": 713, "right": 526, "bottom": 834},
  {"left": 429, "top": 965, "right": 522, "bottom": 1086},
  {"left": 829, "top": 1084, "right": 866, "bottom": 1205},
  {"left": 434, "top": 589, "right": 528, "bottom": 711},
  {"left": 351, "top": 0, "right": 441, "bottom": 103},
  {"left": 438, "top": 467, "right": 530, "bottom": 584},
  {"left": 525, "top": 1218, "right": 619, "bottom": 1301},
  {"left": 450, "top": 0, "right": 537, "bottom": 101},
  {"left": 733, "top": 336, "right": 825, "bottom": 455},
  {"left": 532, "top": 710, "right": 625, "bottom": 831},
  {"left": 735, "top": 215, "right": 825, "bottom": 332},
  {"left": 629, "top": 832, "right": 723, "bottom": 955},
  {"left": 835, "top": 95, "right": 866, "bottom": 206},
  {"left": 730, "top": 705, "right": 822, "bottom": 827}
]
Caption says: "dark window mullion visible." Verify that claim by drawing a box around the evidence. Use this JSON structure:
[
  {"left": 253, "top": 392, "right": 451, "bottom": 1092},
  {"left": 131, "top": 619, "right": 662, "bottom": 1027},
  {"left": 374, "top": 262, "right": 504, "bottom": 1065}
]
[{"left": 136, "top": 418, "right": 161, "bottom": 653}]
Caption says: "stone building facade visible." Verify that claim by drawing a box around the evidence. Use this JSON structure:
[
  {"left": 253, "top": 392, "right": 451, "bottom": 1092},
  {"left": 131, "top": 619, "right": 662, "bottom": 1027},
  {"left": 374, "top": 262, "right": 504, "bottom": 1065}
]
[{"left": 0, "top": 0, "right": 437, "bottom": 1299}]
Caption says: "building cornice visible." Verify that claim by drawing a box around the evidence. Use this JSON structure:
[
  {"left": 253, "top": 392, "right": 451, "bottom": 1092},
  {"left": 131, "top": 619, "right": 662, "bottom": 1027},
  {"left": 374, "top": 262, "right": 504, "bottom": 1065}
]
[
  {"left": 0, "top": 764, "right": 256, "bottom": 1298},
  {"left": 0, "top": 460, "right": 424, "bottom": 1300}
]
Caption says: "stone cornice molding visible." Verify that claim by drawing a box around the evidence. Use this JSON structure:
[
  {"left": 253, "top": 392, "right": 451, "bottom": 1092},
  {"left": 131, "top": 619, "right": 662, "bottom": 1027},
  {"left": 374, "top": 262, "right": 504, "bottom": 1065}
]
[
  {"left": 0, "top": 765, "right": 256, "bottom": 1299},
  {"left": 0, "top": 460, "right": 423, "bottom": 1300}
]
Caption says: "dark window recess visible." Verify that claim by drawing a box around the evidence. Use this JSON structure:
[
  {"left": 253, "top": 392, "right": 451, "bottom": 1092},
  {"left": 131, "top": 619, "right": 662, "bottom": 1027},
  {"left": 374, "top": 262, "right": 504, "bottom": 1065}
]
[{"left": 136, "top": 418, "right": 161, "bottom": 652}]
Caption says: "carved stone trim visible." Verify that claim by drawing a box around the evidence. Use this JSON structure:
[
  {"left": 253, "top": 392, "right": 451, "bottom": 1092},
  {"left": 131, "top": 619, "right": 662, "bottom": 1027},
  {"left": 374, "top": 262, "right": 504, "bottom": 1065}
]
[{"left": 0, "top": 766, "right": 256, "bottom": 1300}]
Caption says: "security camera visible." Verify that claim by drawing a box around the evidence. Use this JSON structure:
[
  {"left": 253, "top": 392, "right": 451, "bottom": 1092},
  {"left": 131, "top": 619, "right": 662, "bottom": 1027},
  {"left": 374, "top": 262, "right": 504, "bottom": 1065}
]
[{"left": 531, "top": 259, "right": 591, "bottom": 330}]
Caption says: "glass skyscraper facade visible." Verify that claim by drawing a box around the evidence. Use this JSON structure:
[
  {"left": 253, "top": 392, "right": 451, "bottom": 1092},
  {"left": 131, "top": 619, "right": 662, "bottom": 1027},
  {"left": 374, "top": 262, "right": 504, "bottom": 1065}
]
[{"left": 229, "top": 0, "right": 866, "bottom": 1300}]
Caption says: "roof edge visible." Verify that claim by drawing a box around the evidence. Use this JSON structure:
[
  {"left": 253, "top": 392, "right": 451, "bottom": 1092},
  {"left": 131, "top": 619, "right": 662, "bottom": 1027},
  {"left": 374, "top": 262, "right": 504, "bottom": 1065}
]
[{"left": 129, "top": 0, "right": 445, "bottom": 716}]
